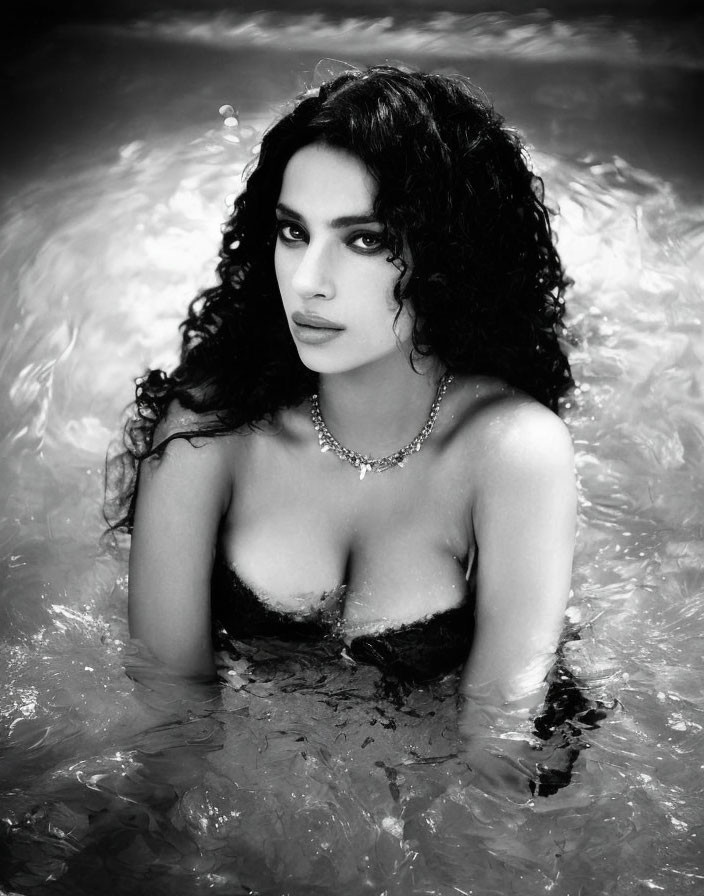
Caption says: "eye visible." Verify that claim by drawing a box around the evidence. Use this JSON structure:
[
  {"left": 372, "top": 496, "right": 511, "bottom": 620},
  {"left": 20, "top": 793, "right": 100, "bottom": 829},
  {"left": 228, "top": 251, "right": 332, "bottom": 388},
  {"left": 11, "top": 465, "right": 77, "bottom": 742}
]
[
  {"left": 349, "top": 232, "right": 385, "bottom": 253},
  {"left": 276, "top": 221, "right": 307, "bottom": 244}
]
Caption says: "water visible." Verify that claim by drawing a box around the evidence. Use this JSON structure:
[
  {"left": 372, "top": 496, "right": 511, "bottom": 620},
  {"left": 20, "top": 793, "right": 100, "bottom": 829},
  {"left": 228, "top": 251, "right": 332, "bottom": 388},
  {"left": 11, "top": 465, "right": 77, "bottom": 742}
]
[{"left": 1, "top": 8, "right": 704, "bottom": 894}]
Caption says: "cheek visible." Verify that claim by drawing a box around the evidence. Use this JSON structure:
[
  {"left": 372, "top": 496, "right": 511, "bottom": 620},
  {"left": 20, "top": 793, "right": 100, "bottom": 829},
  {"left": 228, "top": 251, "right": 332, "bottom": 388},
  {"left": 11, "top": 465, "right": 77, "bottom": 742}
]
[
  {"left": 392, "top": 304, "right": 415, "bottom": 343},
  {"left": 370, "top": 259, "right": 404, "bottom": 308},
  {"left": 273, "top": 247, "right": 290, "bottom": 297},
  {"left": 273, "top": 243, "right": 283, "bottom": 279},
  {"left": 379, "top": 267, "right": 413, "bottom": 335}
]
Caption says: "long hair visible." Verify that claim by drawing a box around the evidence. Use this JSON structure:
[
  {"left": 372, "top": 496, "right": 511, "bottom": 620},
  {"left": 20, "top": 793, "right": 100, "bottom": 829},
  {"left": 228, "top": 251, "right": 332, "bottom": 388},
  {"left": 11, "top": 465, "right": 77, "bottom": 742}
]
[{"left": 106, "top": 65, "right": 572, "bottom": 531}]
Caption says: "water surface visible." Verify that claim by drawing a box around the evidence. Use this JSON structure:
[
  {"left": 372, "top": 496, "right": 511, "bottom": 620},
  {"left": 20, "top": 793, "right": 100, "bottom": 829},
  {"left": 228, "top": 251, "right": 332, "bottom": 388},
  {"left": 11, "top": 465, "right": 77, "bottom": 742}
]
[{"left": 1, "top": 9, "right": 703, "bottom": 895}]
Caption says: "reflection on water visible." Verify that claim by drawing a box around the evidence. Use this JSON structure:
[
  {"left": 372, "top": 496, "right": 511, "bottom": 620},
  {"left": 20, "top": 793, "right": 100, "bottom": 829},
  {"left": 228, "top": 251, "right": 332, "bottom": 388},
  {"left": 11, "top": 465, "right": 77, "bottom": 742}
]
[{"left": 1, "top": 10, "right": 704, "bottom": 895}]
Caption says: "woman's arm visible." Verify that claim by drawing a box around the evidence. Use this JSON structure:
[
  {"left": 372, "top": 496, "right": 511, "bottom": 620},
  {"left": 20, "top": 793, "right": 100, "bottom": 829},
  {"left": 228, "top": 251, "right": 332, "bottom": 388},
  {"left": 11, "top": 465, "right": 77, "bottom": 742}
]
[
  {"left": 458, "top": 403, "right": 576, "bottom": 794},
  {"left": 128, "top": 427, "right": 232, "bottom": 679},
  {"left": 462, "top": 403, "right": 577, "bottom": 709}
]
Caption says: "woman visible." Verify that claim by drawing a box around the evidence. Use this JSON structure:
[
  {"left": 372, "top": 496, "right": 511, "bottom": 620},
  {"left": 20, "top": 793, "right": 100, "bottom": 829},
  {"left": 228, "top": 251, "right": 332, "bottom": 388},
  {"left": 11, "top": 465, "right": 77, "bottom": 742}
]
[{"left": 112, "top": 65, "right": 576, "bottom": 729}]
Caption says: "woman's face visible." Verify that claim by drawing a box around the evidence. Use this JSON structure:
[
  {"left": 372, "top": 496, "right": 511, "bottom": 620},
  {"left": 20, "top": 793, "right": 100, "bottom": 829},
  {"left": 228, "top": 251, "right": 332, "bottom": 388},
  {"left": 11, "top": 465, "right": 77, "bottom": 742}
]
[{"left": 274, "top": 143, "right": 414, "bottom": 376}]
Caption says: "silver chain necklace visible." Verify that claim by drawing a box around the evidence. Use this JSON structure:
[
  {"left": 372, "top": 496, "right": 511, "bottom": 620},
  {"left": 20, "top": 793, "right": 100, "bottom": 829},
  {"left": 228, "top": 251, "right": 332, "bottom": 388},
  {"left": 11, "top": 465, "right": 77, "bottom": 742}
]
[{"left": 310, "top": 372, "right": 454, "bottom": 480}]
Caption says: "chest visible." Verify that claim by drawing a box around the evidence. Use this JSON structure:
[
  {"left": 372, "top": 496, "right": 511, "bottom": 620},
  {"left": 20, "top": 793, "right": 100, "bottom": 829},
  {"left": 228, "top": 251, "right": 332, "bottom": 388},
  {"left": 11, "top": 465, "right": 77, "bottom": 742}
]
[{"left": 219, "top": 431, "right": 474, "bottom": 629}]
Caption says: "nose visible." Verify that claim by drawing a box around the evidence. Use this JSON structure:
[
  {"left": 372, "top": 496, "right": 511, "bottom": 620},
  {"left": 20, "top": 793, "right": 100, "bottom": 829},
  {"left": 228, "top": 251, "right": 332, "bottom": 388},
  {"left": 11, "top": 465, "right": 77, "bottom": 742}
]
[{"left": 290, "top": 240, "right": 335, "bottom": 300}]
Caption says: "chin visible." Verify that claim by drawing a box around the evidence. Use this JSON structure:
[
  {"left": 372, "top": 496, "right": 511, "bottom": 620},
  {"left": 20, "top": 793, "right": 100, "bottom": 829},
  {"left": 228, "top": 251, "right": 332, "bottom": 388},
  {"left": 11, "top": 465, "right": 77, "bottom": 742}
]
[
  {"left": 295, "top": 351, "right": 351, "bottom": 376},
  {"left": 298, "top": 351, "right": 406, "bottom": 379}
]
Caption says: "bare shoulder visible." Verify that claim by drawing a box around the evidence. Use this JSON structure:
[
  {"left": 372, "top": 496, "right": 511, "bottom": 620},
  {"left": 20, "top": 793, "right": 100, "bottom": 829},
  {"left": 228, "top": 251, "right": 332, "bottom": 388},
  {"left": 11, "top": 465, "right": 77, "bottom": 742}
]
[
  {"left": 486, "top": 394, "right": 572, "bottom": 474},
  {"left": 142, "top": 401, "right": 236, "bottom": 501},
  {"left": 153, "top": 400, "right": 221, "bottom": 445},
  {"left": 449, "top": 375, "right": 574, "bottom": 479}
]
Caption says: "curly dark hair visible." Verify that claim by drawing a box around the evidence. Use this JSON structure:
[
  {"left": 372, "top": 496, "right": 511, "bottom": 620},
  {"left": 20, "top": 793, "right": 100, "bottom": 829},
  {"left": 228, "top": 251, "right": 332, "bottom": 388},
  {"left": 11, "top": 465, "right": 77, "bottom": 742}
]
[{"left": 106, "top": 64, "right": 572, "bottom": 532}]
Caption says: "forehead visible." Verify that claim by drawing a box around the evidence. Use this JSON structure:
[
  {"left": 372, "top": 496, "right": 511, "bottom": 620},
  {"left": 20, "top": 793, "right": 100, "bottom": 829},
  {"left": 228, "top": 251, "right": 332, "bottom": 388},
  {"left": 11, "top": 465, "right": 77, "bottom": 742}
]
[{"left": 278, "top": 144, "right": 377, "bottom": 217}]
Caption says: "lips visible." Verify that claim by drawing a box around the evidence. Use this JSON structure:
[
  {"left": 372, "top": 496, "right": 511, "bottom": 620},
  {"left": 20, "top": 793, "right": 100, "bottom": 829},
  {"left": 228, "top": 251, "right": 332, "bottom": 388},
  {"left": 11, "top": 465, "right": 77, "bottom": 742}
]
[{"left": 292, "top": 311, "right": 344, "bottom": 330}]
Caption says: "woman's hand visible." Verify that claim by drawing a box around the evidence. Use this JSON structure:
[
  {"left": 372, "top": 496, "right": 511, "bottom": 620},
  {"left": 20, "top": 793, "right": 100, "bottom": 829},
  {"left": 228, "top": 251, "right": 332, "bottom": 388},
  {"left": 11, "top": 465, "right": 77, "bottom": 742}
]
[{"left": 458, "top": 692, "right": 548, "bottom": 802}]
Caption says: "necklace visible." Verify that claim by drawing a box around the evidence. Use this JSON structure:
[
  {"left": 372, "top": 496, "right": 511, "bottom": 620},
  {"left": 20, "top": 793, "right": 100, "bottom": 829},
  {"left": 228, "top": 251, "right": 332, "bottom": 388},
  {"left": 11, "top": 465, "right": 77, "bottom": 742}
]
[{"left": 310, "top": 372, "right": 454, "bottom": 480}]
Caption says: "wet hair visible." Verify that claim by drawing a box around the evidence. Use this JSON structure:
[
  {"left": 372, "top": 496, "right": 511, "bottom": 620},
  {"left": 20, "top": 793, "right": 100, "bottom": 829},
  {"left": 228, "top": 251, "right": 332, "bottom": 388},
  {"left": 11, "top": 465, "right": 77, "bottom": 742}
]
[{"left": 106, "top": 64, "right": 572, "bottom": 531}]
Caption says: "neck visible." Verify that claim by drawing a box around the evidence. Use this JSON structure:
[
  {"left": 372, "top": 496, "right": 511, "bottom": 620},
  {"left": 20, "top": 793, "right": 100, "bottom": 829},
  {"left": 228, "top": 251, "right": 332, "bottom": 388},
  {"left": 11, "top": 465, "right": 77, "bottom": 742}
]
[{"left": 316, "top": 349, "right": 445, "bottom": 458}]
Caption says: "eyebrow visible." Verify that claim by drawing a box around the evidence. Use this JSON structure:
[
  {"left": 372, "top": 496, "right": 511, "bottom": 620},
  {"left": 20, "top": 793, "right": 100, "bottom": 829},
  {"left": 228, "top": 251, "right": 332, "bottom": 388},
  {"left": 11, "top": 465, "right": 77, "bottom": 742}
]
[{"left": 275, "top": 202, "right": 380, "bottom": 228}]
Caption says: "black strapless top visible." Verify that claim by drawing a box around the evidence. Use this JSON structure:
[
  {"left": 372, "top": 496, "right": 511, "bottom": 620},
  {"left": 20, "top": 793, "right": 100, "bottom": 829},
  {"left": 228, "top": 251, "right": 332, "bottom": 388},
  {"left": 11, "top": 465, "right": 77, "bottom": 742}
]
[{"left": 211, "top": 558, "right": 475, "bottom": 683}]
